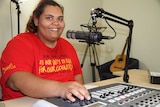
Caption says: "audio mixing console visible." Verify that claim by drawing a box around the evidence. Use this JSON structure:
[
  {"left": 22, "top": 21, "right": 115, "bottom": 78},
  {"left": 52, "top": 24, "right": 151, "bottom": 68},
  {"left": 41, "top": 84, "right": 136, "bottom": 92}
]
[{"left": 45, "top": 83, "right": 160, "bottom": 107}]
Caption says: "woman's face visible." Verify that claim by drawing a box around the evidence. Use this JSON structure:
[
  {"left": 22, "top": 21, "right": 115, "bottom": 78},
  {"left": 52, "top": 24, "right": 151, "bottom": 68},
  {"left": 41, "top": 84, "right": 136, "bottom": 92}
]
[{"left": 34, "top": 5, "right": 65, "bottom": 48}]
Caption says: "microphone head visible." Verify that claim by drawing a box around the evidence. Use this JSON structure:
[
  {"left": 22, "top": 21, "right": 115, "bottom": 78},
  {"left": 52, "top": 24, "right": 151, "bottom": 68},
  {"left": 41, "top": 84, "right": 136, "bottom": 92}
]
[
  {"left": 66, "top": 30, "right": 76, "bottom": 39},
  {"left": 66, "top": 30, "right": 103, "bottom": 42}
]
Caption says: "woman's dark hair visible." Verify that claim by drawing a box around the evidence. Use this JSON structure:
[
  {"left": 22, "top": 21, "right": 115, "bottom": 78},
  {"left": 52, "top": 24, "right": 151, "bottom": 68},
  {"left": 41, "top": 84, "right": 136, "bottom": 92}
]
[{"left": 25, "top": 0, "right": 64, "bottom": 33}]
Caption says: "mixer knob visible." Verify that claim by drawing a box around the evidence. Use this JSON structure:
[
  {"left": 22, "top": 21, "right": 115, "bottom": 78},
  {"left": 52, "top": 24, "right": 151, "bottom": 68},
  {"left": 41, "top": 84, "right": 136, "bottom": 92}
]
[
  {"left": 100, "top": 94, "right": 106, "bottom": 99},
  {"left": 79, "top": 100, "right": 86, "bottom": 106},
  {"left": 84, "top": 99, "right": 91, "bottom": 105}
]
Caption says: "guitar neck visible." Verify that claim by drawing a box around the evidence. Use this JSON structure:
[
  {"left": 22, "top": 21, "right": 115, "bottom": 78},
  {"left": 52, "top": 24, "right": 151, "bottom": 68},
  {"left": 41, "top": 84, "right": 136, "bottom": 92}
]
[{"left": 120, "top": 37, "right": 128, "bottom": 57}]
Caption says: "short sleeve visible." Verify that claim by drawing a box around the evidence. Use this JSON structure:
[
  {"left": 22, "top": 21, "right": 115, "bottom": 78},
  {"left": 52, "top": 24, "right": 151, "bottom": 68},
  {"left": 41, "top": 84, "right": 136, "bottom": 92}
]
[{"left": 0, "top": 36, "right": 34, "bottom": 82}]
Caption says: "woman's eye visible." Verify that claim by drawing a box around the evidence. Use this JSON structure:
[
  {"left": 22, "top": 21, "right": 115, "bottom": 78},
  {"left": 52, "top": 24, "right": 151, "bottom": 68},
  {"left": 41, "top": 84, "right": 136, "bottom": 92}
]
[
  {"left": 46, "top": 16, "right": 53, "bottom": 21},
  {"left": 45, "top": 15, "right": 64, "bottom": 22},
  {"left": 58, "top": 17, "right": 64, "bottom": 22}
]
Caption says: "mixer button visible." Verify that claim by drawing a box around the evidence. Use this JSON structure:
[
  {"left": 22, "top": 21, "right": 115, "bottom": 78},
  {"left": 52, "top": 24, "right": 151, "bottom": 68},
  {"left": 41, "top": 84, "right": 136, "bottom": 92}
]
[
  {"left": 114, "top": 97, "right": 121, "bottom": 101},
  {"left": 92, "top": 94, "right": 100, "bottom": 99},
  {"left": 108, "top": 96, "right": 113, "bottom": 99},
  {"left": 125, "top": 94, "right": 131, "bottom": 97},
  {"left": 97, "top": 90, "right": 104, "bottom": 94},
  {"left": 108, "top": 99, "right": 116, "bottom": 103},
  {"left": 91, "top": 92, "right": 101, "bottom": 96},
  {"left": 118, "top": 101, "right": 124, "bottom": 105},
  {"left": 130, "top": 92, "right": 135, "bottom": 96},
  {"left": 119, "top": 95, "right": 126, "bottom": 100}
]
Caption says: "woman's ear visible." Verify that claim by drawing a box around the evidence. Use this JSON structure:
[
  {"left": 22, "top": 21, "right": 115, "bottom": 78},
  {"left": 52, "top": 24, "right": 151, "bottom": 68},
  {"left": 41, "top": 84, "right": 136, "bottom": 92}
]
[{"left": 33, "top": 17, "right": 38, "bottom": 26}]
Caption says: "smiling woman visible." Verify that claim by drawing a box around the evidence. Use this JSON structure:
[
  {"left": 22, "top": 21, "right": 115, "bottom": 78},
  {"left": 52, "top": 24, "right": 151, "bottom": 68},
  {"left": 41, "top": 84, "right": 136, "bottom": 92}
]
[{"left": 0, "top": 0, "right": 90, "bottom": 102}]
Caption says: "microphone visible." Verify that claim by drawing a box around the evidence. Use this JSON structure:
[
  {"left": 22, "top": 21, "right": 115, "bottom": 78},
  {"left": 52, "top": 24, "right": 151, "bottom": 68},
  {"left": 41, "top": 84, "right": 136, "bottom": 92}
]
[
  {"left": 91, "top": 8, "right": 97, "bottom": 26},
  {"left": 66, "top": 30, "right": 113, "bottom": 42}
]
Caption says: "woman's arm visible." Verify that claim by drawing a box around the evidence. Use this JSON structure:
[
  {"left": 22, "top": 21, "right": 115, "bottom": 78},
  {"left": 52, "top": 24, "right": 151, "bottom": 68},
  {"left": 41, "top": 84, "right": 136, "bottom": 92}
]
[
  {"left": 74, "top": 74, "right": 84, "bottom": 84},
  {"left": 7, "top": 72, "right": 90, "bottom": 102}
]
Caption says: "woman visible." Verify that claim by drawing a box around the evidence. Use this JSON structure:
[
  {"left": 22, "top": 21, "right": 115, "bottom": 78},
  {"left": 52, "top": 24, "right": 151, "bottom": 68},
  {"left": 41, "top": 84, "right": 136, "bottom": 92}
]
[{"left": 0, "top": 0, "right": 90, "bottom": 101}]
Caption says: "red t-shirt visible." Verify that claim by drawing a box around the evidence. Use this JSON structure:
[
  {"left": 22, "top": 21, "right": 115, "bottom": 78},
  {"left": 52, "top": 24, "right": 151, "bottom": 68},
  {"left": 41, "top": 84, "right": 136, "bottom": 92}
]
[{"left": 0, "top": 32, "right": 82, "bottom": 100}]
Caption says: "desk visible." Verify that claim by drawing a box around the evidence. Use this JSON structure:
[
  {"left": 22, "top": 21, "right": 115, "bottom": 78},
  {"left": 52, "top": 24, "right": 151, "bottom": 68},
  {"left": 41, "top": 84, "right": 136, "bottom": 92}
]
[
  {"left": 0, "top": 69, "right": 160, "bottom": 107},
  {"left": 89, "top": 69, "right": 160, "bottom": 89},
  {"left": 0, "top": 97, "right": 39, "bottom": 107}
]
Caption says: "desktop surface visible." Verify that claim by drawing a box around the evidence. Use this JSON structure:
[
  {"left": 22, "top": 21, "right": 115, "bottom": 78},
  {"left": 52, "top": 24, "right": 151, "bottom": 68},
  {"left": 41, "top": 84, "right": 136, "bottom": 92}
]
[
  {"left": 1, "top": 69, "right": 160, "bottom": 107},
  {"left": 90, "top": 69, "right": 160, "bottom": 89}
]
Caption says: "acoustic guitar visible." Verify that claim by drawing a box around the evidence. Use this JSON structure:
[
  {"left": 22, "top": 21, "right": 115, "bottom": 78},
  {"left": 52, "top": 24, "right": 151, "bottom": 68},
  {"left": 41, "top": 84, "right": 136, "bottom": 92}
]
[{"left": 110, "top": 37, "right": 128, "bottom": 72}]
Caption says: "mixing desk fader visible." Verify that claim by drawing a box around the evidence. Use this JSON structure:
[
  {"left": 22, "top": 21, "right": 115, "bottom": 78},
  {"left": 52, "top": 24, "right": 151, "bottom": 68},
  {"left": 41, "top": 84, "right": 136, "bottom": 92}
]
[{"left": 45, "top": 83, "right": 160, "bottom": 107}]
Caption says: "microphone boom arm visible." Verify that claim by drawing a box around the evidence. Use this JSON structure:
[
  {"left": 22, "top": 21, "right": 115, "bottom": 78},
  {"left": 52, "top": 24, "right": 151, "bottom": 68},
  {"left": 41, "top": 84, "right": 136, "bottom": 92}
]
[{"left": 96, "top": 8, "right": 134, "bottom": 83}]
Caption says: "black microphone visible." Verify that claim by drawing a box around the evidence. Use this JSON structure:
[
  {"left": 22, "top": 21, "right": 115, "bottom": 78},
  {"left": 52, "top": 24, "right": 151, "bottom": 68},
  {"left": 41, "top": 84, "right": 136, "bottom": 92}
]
[
  {"left": 66, "top": 30, "right": 113, "bottom": 42},
  {"left": 91, "top": 8, "right": 97, "bottom": 26}
]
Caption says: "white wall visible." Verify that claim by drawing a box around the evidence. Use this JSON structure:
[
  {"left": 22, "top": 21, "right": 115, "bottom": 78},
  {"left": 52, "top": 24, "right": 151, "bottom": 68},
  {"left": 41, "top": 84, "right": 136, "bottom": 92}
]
[
  {"left": 0, "top": 0, "right": 160, "bottom": 84},
  {"left": 101, "top": 0, "right": 160, "bottom": 73}
]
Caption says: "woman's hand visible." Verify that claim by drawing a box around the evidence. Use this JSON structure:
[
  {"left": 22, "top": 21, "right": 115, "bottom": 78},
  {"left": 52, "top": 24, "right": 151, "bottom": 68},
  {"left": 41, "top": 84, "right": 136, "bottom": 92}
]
[{"left": 59, "top": 82, "right": 91, "bottom": 102}]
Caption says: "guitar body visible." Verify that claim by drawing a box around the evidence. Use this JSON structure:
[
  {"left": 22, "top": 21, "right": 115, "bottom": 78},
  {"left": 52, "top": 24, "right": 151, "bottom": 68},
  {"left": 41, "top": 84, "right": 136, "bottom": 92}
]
[{"left": 110, "top": 54, "right": 126, "bottom": 72}]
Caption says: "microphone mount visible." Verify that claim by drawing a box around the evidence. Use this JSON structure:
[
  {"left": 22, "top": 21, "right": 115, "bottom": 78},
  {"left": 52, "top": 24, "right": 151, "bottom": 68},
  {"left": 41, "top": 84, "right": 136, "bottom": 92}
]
[
  {"left": 80, "top": 24, "right": 107, "bottom": 33},
  {"left": 93, "top": 8, "right": 134, "bottom": 83}
]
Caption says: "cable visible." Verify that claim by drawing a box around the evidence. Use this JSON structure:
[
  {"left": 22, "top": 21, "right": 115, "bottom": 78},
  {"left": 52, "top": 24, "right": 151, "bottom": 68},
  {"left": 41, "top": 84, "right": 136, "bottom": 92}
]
[{"left": 104, "top": 19, "right": 116, "bottom": 39}]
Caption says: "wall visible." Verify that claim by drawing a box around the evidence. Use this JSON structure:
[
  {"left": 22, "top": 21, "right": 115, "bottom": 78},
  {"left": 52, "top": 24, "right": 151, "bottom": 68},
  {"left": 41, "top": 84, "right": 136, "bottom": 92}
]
[
  {"left": 0, "top": 0, "right": 160, "bottom": 84},
  {"left": 101, "top": 0, "right": 160, "bottom": 73}
]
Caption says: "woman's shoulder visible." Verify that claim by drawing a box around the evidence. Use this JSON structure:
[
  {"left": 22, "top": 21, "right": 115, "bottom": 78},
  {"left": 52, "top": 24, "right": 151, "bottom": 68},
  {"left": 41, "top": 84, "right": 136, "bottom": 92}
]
[
  {"left": 10, "top": 32, "right": 38, "bottom": 43},
  {"left": 6, "top": 32, "right": 38, "bottom": 48},
  {"left": 13, "top": 32, "right": 37, "bottom": 40}
]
